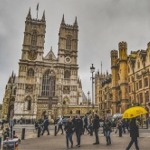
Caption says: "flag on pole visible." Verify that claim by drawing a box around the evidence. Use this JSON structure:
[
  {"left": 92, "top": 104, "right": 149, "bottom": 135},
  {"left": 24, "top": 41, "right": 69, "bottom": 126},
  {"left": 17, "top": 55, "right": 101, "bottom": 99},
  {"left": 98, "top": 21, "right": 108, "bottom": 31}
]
[
  {"left": 36, "top": 3, "right": 39, "bottom": 11},
  {"left": 36, "top": 3, "right": 39, "bottom": 19}
]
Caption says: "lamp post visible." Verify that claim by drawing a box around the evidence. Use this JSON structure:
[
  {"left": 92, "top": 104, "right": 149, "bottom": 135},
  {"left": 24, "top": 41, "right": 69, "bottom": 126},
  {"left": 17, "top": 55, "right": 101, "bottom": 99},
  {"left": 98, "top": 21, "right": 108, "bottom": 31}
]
[{"left": 90, "top": 64, "right": 95, "bottom": 110}]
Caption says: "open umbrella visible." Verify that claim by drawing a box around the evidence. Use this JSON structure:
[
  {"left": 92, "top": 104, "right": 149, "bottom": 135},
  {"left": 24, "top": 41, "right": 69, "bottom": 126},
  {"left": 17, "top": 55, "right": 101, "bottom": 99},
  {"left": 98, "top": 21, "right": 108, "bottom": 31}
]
[{"left": 122, "top": 106, "right": 148, "bottom": 119}]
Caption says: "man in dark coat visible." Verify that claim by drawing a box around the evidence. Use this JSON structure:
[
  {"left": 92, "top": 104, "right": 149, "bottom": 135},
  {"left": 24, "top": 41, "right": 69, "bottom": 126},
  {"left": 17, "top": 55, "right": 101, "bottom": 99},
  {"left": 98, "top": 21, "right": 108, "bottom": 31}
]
[
  {"left": 41, "top": 117, "right": 50, "bottom": 135},
  {"left": 74, "top": 114, "right": 83, "bottom": 147},
  {"left": 92, "top": 113, "right": 100, "bottom": 144},
  {"left": 64, "top": 118, "right": 74, "bottom": 149},
  {"left": 126, "top": 118, "right": 139, "bottom": 150}
]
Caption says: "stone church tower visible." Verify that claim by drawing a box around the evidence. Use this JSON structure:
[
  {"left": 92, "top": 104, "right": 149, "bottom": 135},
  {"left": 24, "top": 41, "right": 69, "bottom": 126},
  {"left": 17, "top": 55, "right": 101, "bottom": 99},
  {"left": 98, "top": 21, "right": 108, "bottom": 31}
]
[
  {"left": 111, "top": 42, "right": 128, "bottom": 114},
  {"left": 13, "top": 8, "right": 82, "bottom": 120},
  {"left": 111, "top": 50, "right": 119, "bottom": 114}
]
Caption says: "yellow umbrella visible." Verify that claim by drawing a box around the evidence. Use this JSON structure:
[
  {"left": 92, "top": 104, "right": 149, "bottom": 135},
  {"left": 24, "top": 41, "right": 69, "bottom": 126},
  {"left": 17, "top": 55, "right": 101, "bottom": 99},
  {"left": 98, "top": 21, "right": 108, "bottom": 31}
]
[{"left": 122, "top": 106, "right": 148, "bottom": 119}]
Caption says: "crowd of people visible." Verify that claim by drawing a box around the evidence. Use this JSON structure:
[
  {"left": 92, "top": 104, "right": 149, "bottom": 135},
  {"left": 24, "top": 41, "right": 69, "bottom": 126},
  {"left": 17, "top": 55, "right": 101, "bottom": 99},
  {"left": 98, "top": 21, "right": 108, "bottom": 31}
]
[
  {"left": 1, "top": 112, "right": 149, "bottom": 150},
  {"left": 33, "top": 113, "right": 150, "bottom": 149}
]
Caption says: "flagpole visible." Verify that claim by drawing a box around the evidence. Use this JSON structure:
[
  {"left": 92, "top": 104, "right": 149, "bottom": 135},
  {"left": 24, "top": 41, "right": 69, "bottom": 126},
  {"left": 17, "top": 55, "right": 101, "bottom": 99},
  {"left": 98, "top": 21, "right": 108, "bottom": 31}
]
[{"left": 36, "top": 3, "right": 39, "bottom": 19}]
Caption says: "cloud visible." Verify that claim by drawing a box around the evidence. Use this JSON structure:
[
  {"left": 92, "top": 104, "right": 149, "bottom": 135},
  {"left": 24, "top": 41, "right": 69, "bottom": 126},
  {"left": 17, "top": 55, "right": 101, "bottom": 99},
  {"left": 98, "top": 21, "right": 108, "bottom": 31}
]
[{"left": 1, "top": 0, "right": 150, "bottom": 103}]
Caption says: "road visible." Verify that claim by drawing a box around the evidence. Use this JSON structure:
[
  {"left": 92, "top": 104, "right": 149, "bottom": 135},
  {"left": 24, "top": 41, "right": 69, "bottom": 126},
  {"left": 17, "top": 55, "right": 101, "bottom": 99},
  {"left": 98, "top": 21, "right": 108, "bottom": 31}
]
[{"left": 17, "top": 125, "right": 150, "bottom": 150}]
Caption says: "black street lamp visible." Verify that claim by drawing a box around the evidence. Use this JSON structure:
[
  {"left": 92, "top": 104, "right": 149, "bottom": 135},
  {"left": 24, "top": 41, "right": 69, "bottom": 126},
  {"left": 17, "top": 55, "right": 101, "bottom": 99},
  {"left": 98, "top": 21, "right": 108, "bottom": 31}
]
[{"left": 90, "top": 64, "right": 95, "bottom": 109}]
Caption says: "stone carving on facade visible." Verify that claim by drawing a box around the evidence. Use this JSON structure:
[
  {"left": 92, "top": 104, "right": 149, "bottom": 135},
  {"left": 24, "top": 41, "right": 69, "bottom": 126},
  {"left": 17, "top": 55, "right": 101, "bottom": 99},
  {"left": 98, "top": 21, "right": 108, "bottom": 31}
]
[
  {"left": 28, "top": 50, "right": 37, "bottom": 60},
  {"left": 25, "top": 84, "right": 33, "bottom": 93},
  {"left": 63, "top": 86, "right": 70, "bottom": 94}
]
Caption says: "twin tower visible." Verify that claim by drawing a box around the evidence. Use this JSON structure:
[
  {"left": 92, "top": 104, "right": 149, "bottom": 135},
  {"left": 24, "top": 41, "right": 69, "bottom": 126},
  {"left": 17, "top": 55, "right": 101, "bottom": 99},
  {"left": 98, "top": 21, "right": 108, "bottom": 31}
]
[{"left": 111, "top": 42, "right": 128, "bottom": 114}]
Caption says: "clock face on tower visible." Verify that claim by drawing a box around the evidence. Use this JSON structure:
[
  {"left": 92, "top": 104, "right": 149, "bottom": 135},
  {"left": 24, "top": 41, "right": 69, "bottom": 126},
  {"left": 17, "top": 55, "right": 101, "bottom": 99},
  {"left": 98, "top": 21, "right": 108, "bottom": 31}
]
[
  {"left": 28, "top": 50, "right": 37, "bottom": 60},
  {"left": 65, "top": 56, "right": 71, "bottom": 64}
]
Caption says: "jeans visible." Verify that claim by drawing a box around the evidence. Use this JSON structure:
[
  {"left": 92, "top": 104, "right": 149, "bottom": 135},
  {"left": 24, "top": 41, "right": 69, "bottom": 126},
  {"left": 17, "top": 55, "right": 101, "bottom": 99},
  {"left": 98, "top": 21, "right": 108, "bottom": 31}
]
[
  {"left": 94, "top": 128, "right": 99, "bottom": 143},
  {"left": 66, "top": 133, "right": 73, "bottom": 148},
  {"left": 88, "top": 125, "right": 93, "bottom": 135},
  {"left": 76, "top": 131, "right": 81, "bottom": 145},
  {"left": 105, "top": 131, "right": 111, "bottom": 145}
]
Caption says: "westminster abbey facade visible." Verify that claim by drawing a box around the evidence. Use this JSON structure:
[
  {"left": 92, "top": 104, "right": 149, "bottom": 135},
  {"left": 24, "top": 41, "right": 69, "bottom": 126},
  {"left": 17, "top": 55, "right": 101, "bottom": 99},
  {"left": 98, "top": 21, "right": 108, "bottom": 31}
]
[{"left": 2, "top": 8, "right": 89, "bottom": 120}]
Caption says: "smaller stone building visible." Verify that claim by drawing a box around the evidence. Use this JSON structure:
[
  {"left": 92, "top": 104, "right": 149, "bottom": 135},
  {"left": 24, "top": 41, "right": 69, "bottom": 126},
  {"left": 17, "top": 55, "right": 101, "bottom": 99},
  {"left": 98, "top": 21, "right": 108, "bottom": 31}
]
[{"left": 96, "top": 41, "right": 150, "bottom": 118}]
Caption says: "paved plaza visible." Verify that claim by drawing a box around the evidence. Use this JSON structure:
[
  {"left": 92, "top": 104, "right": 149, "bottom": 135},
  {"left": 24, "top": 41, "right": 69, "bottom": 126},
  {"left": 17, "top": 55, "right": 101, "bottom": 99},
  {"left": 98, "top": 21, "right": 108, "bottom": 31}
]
[{"left": 17, "top": 126, "right": 150, "bottom": 150}]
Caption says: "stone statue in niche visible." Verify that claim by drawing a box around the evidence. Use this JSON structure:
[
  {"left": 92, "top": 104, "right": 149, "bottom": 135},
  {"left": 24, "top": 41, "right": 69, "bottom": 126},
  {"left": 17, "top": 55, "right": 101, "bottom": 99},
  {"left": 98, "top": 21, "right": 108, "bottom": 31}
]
[
  {"left": 63, "top": 86, "right": 70, "bottom": 94},
  {"left": 25, "top": 84, "right": 33, "bottom": 93}
]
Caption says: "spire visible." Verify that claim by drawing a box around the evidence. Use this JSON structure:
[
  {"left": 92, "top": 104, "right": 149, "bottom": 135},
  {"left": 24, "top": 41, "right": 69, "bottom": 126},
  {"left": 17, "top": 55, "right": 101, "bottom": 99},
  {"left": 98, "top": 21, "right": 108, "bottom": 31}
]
[
  {"left": 26, "top": 8, "right": 31, "bottom": 19},
  {"left": 42, "top": 10, "right": 45, "bottom": 21},
  {"left": 36, "top": 3, "right": 39, "bottom": 19},
  {"left": 61, "top": 14, "right": 65, "bottom": 25},
  {"left": 74, "top": 16, "right": 78, "bottom": 27},
  {"left": 50, "top": 46, "right": 52, "bottom": 51},
  {"left": 101, "top": 61, "right": 102, "bottom": 75}
]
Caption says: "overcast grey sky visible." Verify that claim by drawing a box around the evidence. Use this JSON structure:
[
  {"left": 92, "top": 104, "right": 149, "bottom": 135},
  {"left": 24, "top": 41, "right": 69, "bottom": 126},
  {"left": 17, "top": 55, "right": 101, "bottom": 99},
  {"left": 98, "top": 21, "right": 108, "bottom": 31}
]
[{"left": 1, "top": 0, "right": 150, "bottom": 104}]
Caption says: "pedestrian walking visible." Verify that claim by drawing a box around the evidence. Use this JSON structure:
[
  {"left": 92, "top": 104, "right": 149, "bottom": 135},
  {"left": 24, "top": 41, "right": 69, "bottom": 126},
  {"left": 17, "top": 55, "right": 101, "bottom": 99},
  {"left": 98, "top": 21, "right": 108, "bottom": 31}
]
[
  {"left": 74, "top": 114, "right": 83, "bottom": 147},
  {"left": 145, "top": 117, "right": 149, "bottom": 129},
  {"left": 126, "top": 118, "right": 139, "bottom": 150},
  {"left": 117, "top": 118, "right": 122, "bottom": 137},
  {"left": 103, "top": 118, "right": 112, "bottom": 145},
  {"left": 83, "top": 114, "right": 90, "bottom": 134},
  {"left": 41, "top": 116, "right": 50, "bottom": 135},
  {"left": 64, "top": 118, "right": 74, "bottom": 149},
  {"left": 122, "top": 119, "right": 126, "bottom": 133},
  {"left": 88, "top": 114, "right": 93, "bottom": 136},
  {"left": 92, "top": 113, "right": 100, "bottom": 145},
  {"left": 56, "top": 116, "right": 64, "bottom": 135}
]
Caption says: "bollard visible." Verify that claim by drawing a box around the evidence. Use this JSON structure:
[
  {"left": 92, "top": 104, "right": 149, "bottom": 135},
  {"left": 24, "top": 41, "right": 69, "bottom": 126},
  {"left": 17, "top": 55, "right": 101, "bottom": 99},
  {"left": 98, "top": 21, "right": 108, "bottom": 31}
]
[
  {"left": 21, "top": 128, "right": 25, "bottom": 140},
  {"left": 37, "top": 126, "right": 41, "bottom": 138},
  {"left": 54, "top": 125, "right": 57, "bottom": 136},
  {"left": 0, "top": 136, "right": 1, "bottom": 149}
]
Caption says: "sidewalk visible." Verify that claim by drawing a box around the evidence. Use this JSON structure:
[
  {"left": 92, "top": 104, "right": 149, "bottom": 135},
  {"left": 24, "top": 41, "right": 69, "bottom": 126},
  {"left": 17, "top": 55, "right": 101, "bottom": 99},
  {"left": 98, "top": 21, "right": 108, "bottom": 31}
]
[{"left": 19, "top": 129, "right": 150, "bottom": 150}]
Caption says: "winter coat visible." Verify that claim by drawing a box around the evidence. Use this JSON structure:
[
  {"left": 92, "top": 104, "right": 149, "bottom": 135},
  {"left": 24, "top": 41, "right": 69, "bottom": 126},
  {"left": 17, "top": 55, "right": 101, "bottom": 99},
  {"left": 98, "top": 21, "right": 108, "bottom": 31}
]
[
  {"left": 129, "top": 119, "right": 139, "bottom": 138},
  {"left": 43, "top": 119, "right": 49, "bottom": 128},
  {"left": 103, "top": 120, "right": 112, "bottom": 132},
  {"left": 75, "top": 118, "right": 83, "bottom": 133},
  {"left": 64, "top": 122, "right": 74, "bottom": 134},
  {"left": 93, "top": 116, "right": 100, "bottom": 129}
]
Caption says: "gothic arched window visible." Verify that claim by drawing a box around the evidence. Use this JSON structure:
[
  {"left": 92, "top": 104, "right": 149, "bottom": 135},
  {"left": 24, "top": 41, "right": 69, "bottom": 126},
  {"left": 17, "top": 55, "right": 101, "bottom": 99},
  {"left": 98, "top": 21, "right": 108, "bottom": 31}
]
[
  {"left": 41, "top": 70, "right": 55, "bottom": 97},
  {"left": 66, "top": 36, "right": 71, "bottom": 49},
  {"left": 31, "top": 31, "right": 37, "bottom": 50},
  {"left": 64, "top": 70, "right": 70, "bottom": 79},
  {"left": 27, "top": 68, "right": 34, "bottom": 77}
]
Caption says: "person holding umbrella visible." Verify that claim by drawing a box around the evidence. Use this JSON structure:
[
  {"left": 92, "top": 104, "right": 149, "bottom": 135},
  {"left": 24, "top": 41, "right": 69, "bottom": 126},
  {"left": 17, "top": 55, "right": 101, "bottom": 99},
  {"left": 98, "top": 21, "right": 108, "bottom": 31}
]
[
  {"left": 126, "top": 117, "right": 139, "bottom": 150},
  {"left": 123, "top": 106, "right": 148, "bottom": 150}
]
